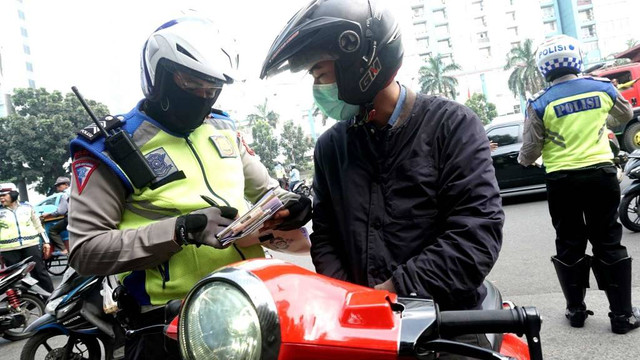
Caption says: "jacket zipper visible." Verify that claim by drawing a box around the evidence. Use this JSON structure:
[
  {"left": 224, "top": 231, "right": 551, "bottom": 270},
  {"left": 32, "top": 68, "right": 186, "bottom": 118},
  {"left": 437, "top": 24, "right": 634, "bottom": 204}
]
[{"left": 184, "top": 136, "right": 230, "bottom": 206}]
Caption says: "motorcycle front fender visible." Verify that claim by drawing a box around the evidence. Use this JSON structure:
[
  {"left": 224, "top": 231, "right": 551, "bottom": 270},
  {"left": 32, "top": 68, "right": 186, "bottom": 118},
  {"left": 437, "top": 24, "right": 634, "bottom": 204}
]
[
  {"left": 24, "top": 314, "right": 64, "bottom": 334},
  {"left": 622, "top": 181, "right": 640, "bottom": 197}
]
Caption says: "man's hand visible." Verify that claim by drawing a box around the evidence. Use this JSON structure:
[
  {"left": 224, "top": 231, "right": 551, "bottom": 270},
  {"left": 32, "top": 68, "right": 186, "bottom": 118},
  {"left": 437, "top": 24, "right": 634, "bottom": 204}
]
[
  {"left": 42, "top": 243, "right": 51, "bottom": 259},
  {"left": 374, "top": 278, "right": 396, "bottom": 293},
  {"left": 175, "top": 206, "right": 238, "bottom": 249},
  {"left": 489, "top": 141, "right": 498, "bottom": 152}
]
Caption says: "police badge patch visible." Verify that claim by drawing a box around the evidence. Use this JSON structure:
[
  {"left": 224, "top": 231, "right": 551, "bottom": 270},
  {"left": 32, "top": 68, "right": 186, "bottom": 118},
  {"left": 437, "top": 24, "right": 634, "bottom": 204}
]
[
  {"left": 210, "top": 135, "right": 237, "bottom": 158},
  {"left": 145, "top": 148, "right": 177, "bottom": 179},
  {"left": 72, "top": 157, "right": 100, "bottom": 195}
]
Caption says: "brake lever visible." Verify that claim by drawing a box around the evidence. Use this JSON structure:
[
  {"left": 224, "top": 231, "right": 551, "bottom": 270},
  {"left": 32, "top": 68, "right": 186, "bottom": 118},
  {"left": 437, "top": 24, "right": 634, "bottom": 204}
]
[
  {"left": 125, "top": 324, "right": 166, "bottom": 339},
  {"left": 416, "top": 339, "right": 514, "bottom": 360}
]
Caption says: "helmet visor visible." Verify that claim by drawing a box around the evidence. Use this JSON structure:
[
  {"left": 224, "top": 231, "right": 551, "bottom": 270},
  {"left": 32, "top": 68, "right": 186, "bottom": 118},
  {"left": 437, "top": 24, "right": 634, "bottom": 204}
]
[{"left": 173, "top": 70, "right": 223, "bottom": 99}]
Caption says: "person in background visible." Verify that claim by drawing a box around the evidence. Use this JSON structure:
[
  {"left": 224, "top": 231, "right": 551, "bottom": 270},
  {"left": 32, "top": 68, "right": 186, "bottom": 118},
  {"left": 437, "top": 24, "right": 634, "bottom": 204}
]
[
  {"left": 288, "top": 164, "right": 301, "bottom": 190},
  {"left": 67, "top": 16, "right": 311, "bottom": 359},
  {"left": 274, "top": 162, "right": 287, "bottom": 189},
  {"left": 261, "top": 0, "right": 503, "bottom": 356},
  {"left": 41, "top": 176, "right": 71, "bottom": 255},
  {"left": 0, "top": 183, "right": 54, "bottom": 292},
  {"left": 519, "top": 34, "right": 639, "bottom": 334}
]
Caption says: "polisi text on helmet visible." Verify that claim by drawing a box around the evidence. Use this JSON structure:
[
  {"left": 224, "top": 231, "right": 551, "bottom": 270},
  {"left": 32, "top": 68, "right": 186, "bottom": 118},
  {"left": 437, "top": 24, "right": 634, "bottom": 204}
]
[{"left": 538, "top": 44, "right": 575, "bottom": 59}]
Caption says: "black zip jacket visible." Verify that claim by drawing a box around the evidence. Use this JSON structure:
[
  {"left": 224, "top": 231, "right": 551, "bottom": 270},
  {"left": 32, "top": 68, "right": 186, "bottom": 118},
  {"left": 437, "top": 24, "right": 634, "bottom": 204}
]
[{"left": 310, "top": 89, "right": 504, "bottom": 310}]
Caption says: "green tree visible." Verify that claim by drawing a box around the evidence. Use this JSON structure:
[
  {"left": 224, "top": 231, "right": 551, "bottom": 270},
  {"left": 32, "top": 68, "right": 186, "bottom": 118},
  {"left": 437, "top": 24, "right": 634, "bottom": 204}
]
[
  {"left": 279, "top": 120, "right": 314, "bottom": 170},
  {"left": 626, "top": 38, "right": 639, "bottom": 49},
  {"left": 464, "top": 93, "right": 497, "bottom": 125},
  {"left": 250, "top": 119, "right": 280, "bottom": 174},
  {"left": 504, "top": 39, "right": 544, "bottom": 99},
  {"left": 245, "top": 98, "right": 279, "bottom": 128},
  {"left": 418, "top": 55, "right": 462, "bottom": 99},
  {"left": 0, "top": 88, "right": 109, "bottom": 200}
]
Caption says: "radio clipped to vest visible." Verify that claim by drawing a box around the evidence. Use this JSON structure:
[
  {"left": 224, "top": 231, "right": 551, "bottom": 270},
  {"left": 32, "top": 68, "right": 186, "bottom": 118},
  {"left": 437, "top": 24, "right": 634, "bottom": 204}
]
[{"left": 72, "top": 86, "right": 156, "bottom": 189}]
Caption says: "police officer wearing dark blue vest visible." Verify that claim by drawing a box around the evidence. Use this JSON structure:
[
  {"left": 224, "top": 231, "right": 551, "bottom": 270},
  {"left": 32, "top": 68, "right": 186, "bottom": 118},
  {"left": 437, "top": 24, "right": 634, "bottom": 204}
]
[{"left": 519, "top": 35, "right": 639, "bottom": 334}]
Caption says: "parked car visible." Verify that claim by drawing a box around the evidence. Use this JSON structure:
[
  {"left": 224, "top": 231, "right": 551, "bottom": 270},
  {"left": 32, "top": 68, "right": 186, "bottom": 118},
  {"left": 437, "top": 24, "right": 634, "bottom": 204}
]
[
  {"left": 486, "top": 120, "right": 547, "bottom": 196},
  {"left": 33, "top": 192, "right": 65, "bottom": 216}
]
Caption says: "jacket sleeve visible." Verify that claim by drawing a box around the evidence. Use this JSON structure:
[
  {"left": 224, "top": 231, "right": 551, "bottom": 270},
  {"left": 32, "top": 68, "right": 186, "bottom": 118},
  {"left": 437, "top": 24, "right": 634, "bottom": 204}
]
[
  {"left": 68, "top": 155, "right": 182, "bottom": 276},
  {"left": 518, "top": 104, "right": 545, "bottom": 166},
  {"left": 30, "top": 207, "right": 46, "bottom": 236},
  {"left": 51, "top": 193, "right": 69, "bottom": 217},
  {"left": 606, "top": 88, "right": 633, "bottom": 128},
  {"left": 309, "top": 140, "right": 349, "bottom": 281},
  {"left": 391, "top": 104, "right": 504, "bottom": 309}
]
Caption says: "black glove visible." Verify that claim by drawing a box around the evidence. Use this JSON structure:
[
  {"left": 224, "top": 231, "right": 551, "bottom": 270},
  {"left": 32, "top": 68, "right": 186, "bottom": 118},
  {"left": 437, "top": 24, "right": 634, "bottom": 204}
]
[
  {"left": 174, "top": 206, "right": 238, "bottom": 248},
  {"left": 276, "top": 195, "right": 312, "bottom": 231}
]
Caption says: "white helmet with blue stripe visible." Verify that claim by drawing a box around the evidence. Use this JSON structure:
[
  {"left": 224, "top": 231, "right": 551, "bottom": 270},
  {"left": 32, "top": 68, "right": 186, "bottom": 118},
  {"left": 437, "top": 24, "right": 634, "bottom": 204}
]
[
  {"left": 535, "top": 35, "right": 583, "bottom": 82},
  {"left": 140, "top": 16, "right": 237, "bottom": 102}
]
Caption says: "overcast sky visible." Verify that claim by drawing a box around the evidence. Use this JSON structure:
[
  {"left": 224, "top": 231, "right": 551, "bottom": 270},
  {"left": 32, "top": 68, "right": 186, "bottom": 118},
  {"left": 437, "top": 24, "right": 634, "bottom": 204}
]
[{"left": 25, "top": 0, "right": 415, "bottom": 119}]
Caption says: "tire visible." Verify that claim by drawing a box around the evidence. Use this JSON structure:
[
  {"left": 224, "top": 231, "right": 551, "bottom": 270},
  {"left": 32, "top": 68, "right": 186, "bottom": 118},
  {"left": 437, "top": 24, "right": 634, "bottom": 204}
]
[
  {"left": 620, "top": 192, "right": 640, "bottom": 232},
  {"left": 622, "top": 121, "right": 640, "bottom": 152},
  {"left": 3, "top": 293, "right": 45, "bottom": 341},
  {"left": 20, "top": 329, "right": 102, "bottom": 360},
  {"left": 45, "top": 255, "right": 69, "bottom": 276}
]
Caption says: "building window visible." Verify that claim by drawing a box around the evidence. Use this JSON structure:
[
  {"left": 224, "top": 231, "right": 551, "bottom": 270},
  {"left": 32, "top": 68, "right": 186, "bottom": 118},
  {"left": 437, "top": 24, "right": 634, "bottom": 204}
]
[
  {"left": 577, "top": 0, "right": 592, "bottom": 5},
  {"left": 506, "top": 11, "right": 516, "bottom": 21},
  {"left": 28, "top": 79, "right": 35, "bottom": 88},
  {"left": 477, "top": 31, "right": 489, "bottom": 42},
  {"left": 513, "top": 104, "right": 521, "bottom": 114},
  {"left": 479, "top": 46, "right": 491, "bottom": 57},
  {"left": 412, "top": 6, "right": 424, "bottom": 19},
  {"left": 438, "top": 38, "right": 452, "bottom": 52},
  {"left": 507, "top": 26, "right": 518, "bottom": 36},
  {"left": 20, "top": 27, "right": 28, "bottom": 37},
  {"left": 544, "top": 20, "right": 557, "bottom": 32},
  {"left": 433, "top": 8, "right": 447, "bottom": 22},
  {"left": 582, "top": 40, "right": 599, "bottom": 53},
  {"left": 472, "top": 0, "right": 484, "bottom": 12},
  {"left": 413, "top": 21, "right": 428, "bottom": 36},
  {"left": 441, "top": 53, "right": 454, "bottom": 66},
  {"left": 17, "top": 10, "right": 25, "bottom": 20},
  {"left": 510, "top": 41, "right": 521, "bottom": 48},
  {"left": 435, "top": 24, "right": 449, "bottom": 37},
  {"left": 578, "top": 8, "right": 594, "bottom": 22},
  {"left": 541, "top": 5, "right": 554, "bottom": 19},
  {"left": 581, "top": 24, "right": 597, "bottom": 38},
  {"left": 417, "top": 37, "right": 430, "bottom": 51},
  {"left": 474, "top": 16, "right": 486, "bottom": 27},
  {"left": 26, "top": 62, "right": 33, "bottom": 72},
  {"left": 23, "top": 44, "right": 30, "bottom": 55},
  {"left": 508, "top": 0, "right": 515, "bottom": 5}
]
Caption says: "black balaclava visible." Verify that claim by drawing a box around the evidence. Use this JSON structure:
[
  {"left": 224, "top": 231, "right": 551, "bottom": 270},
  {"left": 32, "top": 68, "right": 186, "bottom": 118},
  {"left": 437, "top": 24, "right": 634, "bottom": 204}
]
[{"left": 145, "top": 71, "right": 216, "bottom": 135}]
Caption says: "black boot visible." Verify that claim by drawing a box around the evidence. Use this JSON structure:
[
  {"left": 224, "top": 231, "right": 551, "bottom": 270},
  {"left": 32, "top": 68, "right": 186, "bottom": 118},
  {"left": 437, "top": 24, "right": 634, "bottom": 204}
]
[
  {"left": 551, "top": 256, "right": 593, "bottom": 327},
  {"left": 592, "top": 257, "right": 640, "bottom": 334}
]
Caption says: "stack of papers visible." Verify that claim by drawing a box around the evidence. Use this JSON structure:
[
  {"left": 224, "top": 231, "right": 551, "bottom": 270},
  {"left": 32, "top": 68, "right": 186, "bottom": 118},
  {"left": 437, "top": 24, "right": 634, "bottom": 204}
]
[{"left": 216, "top": 189, "right": 284, "bottom": 247}]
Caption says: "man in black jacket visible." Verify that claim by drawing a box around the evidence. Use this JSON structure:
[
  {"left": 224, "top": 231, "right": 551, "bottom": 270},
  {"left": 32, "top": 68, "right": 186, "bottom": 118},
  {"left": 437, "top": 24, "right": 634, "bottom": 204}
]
[{"left": 261, "top": 0, "right": 503, "bottom": 331}]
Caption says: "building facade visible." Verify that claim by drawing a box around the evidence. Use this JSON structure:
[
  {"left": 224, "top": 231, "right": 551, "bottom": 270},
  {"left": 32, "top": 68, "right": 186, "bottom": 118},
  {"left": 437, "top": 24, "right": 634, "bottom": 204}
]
[{"left": 0, "top": 0, "right": 36, "bottom": 117}]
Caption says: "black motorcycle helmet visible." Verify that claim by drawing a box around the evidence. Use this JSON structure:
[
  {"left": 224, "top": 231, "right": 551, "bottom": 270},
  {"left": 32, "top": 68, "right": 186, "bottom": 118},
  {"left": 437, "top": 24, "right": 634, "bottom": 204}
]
[{"left": 260, "top": 0, "right": 403, "bottom": 105}]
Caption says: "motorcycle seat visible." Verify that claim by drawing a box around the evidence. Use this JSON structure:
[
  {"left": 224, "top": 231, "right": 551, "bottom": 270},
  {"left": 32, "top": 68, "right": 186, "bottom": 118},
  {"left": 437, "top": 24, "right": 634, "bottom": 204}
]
[{"left": 480, "top": 280, "right": 503, "bottom": 352}]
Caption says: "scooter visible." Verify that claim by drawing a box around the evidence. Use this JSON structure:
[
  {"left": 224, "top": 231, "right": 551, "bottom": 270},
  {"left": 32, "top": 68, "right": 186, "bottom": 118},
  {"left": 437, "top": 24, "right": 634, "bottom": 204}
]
[
  {"left": 164, "top": 258, "right": 542, "bottom": 360},
  {"left": 619, "top": 149, "right": 640, "bottom": 231},
  {"left": 290, "top": 179, "right": 312, "bottom": 198},
  {"left": 20, "top": 268, "right": 125, "bottom": 360},
  {"left": 0, "top": 257, "right": 47, "bottom": 341}
]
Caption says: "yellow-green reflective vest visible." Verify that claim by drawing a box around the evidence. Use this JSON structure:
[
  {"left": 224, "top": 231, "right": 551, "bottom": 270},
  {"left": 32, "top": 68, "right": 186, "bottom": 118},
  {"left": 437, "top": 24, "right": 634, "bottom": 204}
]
[
  {"left": 0, "top": 204, "right": 40, "bottom": 250},
  {"left": 530, "top": 78, "right": 617, "bottom": 173},
  {"left": 71, "top": 108, "right": 264, "bottom": 306}
]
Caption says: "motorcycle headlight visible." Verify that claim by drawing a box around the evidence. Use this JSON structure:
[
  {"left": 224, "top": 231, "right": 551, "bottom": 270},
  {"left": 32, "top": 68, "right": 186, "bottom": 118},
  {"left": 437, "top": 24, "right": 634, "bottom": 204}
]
[{"left": 179, "top": 281, "right": 262, "bottom": 360}]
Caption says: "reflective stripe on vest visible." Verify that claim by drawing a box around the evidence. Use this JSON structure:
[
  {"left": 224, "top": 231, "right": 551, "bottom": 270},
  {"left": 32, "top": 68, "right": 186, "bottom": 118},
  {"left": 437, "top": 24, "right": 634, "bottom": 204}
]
[
  {"left": 541, "top": 91, "right": 614, "bottom": 172},
  {"left": 111, "top": 118, "right": 264, "bottom": 306},
  {"left": 0, "top": 205, "right": 40, "bottom": 249}
]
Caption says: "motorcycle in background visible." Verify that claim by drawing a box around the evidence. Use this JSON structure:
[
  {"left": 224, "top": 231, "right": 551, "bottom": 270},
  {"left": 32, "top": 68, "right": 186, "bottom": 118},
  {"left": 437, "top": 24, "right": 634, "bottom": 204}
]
[
  {"left": 0, "top": 257, "right": 47, "bottom": 341},
  {"left": 166, "top": 258, "right": 542, "bottom": 360},
  {"left": 20, "top": 268, "right": 125, "bottom": 360},
  {"left": 619, "top": 149, "right": 640, "bottom": 232}
]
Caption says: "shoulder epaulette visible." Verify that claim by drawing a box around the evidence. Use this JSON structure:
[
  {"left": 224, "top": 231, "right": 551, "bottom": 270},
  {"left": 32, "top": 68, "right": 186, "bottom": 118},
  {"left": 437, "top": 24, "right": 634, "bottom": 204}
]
[
  {"left": 582, "top": 75, "right": 612, "bottom": 83},
  {"left": 530, "top": 88, "right": 547, "bottom": 102},
  {"left": 77, "top": 115, "right": 125, "bottom": 142}
]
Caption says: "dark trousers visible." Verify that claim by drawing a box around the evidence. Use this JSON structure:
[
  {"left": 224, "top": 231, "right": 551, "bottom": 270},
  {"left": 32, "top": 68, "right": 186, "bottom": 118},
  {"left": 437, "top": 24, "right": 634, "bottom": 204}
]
[
  {"left": 125, "top": 308, "right": 180, "bottom": 360},
  {"left": 48, "top": 218, "right": 68, "bottom": 252},
  {"left": 546, "top": 165, "right": 628, "bottom": 264},
  {"left": 2, "top": 245, "right": 54, "bottom": 292}
]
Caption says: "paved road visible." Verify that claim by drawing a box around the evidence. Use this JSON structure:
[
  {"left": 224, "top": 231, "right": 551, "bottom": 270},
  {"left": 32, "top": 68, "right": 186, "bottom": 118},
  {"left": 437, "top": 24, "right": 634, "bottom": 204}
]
[{"left": 2, "top": 192, "right": 640, "bottom": 359}]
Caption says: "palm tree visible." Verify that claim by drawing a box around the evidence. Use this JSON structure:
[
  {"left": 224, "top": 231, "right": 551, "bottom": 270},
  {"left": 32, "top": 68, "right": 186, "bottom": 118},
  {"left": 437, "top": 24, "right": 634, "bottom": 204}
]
[
  {"left": 418, "top": 55, "right": 462, "bottom": 99},
  {"left": 245, "top": 98, "right": 279, "bottom": 128},
  {"left": 626, "top": 38, "right": 639, "bottom": 49},
  {"left": 504, "top": 39, "right": 545, "bottom": 99}
]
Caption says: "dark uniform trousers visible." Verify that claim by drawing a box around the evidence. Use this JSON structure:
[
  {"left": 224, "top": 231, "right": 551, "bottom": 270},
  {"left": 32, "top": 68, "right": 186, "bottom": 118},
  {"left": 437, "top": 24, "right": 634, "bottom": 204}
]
[
  {"left": 48, "top": 217, "right": 68, "bottom": 252},
  {"left": 2, "top": 245, "right": 54, "bottom": 292},
  {"left": 546, "top": 164, "right": 628, "bottom": 264}
]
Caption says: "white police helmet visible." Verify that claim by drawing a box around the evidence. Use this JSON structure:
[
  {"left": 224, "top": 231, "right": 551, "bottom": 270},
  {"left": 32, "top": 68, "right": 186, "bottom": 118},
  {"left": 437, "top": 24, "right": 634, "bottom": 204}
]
[
  {"left": 140, "top": 16, "right": 238, "bottom": 102},
  {"left": 0, "top": 183, "right": 17, "bottom": 195},
  {"left": 536, "top": 35, "right": 583, "bottom": 82}
]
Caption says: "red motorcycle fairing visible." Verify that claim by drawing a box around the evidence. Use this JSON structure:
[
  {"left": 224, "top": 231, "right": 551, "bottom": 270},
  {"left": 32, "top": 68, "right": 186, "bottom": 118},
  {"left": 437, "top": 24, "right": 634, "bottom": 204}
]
[{"left": 241, "top": 259, "right": 400, "bottom": 359}]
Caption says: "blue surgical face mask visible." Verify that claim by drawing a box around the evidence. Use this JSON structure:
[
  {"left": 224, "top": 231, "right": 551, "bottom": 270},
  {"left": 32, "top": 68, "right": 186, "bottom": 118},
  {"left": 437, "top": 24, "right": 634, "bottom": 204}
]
[{"left": 313, "top": 83, "right": 360, "bottom": 121}]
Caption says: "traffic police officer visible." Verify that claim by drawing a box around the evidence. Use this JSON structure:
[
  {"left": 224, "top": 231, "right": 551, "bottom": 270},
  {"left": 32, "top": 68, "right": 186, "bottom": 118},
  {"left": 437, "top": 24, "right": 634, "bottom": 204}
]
[
  {"left": 519, "top": 35, "right": 639, "bottom": 333},
  {"left": 68, "top": 16, "right": 311, "bottom": 358},
  {"left": 0, "top": 183, "right": 54, "bottom": 292}
]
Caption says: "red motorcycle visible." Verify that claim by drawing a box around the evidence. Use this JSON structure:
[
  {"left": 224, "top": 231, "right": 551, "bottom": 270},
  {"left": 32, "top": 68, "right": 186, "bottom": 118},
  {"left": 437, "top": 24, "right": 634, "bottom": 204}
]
[{"left": 161, "top": 258, "right": 542, "bottom": 360}]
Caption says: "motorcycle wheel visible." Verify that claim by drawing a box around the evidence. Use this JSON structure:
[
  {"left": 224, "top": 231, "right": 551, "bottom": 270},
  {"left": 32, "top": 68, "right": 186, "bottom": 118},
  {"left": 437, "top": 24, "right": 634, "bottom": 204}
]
[
  {"left": 3, "top": 293, "right": 45, "bottom": 341},
  {"left": 45, "top": 255, "right": 69, "bottom": 276},
  {"left": 20, "top": 329, "right": 101, "bottom": 360},
  {"left": 619, "top": 192, "right": 640, "bottom": 232}
]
